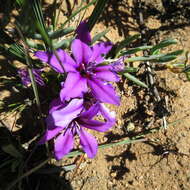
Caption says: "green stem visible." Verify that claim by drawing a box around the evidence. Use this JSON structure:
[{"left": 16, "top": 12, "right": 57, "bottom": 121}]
[{"left": 14, "top": 23, "right": 45, "bottom": 130}]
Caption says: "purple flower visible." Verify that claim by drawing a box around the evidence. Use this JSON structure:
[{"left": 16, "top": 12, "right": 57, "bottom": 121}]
[
  {"left": 35, "top": 21, "right": 120, "bottom": 105},
  {"left": 18, "top": 68, "right": 45, "bottom": 87},
  {"left": 110, "top": 56, "right": 126, "bottom": 72},
  {"left": 39, "top": 98, "right": 115, "bottom": 160}
]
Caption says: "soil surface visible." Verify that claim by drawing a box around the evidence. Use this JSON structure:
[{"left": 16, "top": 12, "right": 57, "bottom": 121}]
[
  {"left": 1, "top": 0, "right": 190, "bottom": 190},
  {"left": 64, "top": 1, "right": 190, "bottom": 190}
]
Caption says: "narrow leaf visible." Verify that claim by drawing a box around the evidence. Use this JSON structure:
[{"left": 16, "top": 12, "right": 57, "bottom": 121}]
[
  {"left": 123, "top": 45, "right": 153, "bottom": 55},
  {"left": 91, "top": 29, "right": 110, "bottom": 44},
  {"left": 62, "top": 0, "right": 97, "bottom": 27},
  {"left": 31, "top": 0, "right": 51, "bottom": 46},
  {"left": 123, "top": 73, "right": 148, "bottom": 88},
  {"left": 87, "top": 0, "right": 108, "bottom": 31},
  {"left": 115, "top": 34, "right": 140, "bottom": 55},
  {"left": 30, "top": 27, "right": 75, "bottom": 40},
  {"left": 150, "top": 39, "right": 177, "bottom": 55}
]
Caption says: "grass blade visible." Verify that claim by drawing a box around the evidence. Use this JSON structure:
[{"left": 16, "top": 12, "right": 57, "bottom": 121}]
[
  {"left": 91, "top": 29, "right": 110, "bottom": 44},
  {"left": 62, "top": 0, "right": 97, "bottom": 27},
  {"left": 87, "top": 0, "right": 108, "bottom": 31},
  {"left": 30, "top": 27, "right": 75, "bottom": 40},
  {"left": 31, "top": 0, "right": 51, "bottom": 46}
]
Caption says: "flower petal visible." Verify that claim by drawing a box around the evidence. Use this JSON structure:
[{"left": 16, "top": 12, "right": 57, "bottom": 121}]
[
  {"left": 47, "top": 98, "right": 84, "bottom": 128},
  {"left": 38, "top": 127, "right": 63, "bottom": 144},
  {"left": 60, "top": 72, "right": 88, "bottom": 101},
  {"left": 87, "top": 78, "right": 120, "bottom": 105},
  {"left": 79, "top": 103, "right": 100, "bottom": 120},
  {"left": 80, "top": 119, "right": 114, "bottom": 132},
  {"left": 76, "top": 21, "right": 91, "bottom": 44},
  {"left": 49, "top": 98, "right": 65, "bottom": 114},
  {"left": 90, "top": 42, "right": 113, "bottom": 63},
  {"left": 54, "top": 129, "right": 74, "bottom": 160},
  {"left": 78, "top": 128, "right": 98, "bottom": 158},
  {"left": 71, "top": 39, "right": 92, "bottom": 64},
  {"left": 34, "top": 49, "right": 77, "bottom": 73},
  {"left": 99, "top": 103, "right": 116, "bottom": 122},
  {"left": 95, "top": 67, "right": 120, "bottom": 82},
  {"left": 110, "top": 56, "right": 125, "bottom": 72}
]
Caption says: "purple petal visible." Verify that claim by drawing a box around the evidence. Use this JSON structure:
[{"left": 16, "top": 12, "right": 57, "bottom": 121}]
[
  {"left": 38, "top": 127, "right": 63, "bottom": 144},
  {"left": 34, "top": 49, "right": 77, "bottom": 73},
  {"left": 78, "top": 128, "right": 98, "bottom": 158},
  {"left": 80, "top": 119, "right": 114, "bottom": 132},
  {"left": 79, "top": 103, "right": 100, "bottom": 120},
  {"left": 87, "top": 78, "right": 120, "bottom": 105},
  {"left": 71, "top": 39, "right": 92, "bottom": 64},
  {"left": 110, "top": 56, "right": 125, "bottom": 72},
  {"left": 49, "top": 98, "right": 65, "bottom": 114},
  {"left": 18, "top": 68, "right": 45, "bottom": 87},
  {"left": 95, "top": 67, "right": 120, "bottom": 82},
  {"left": 32, "top": 69, "right": 45, "bottom": 86},
  {"left": 54, "top": 129, "right": 74, "bottom": 160},
  {"left": 99, "top": 103, "right": 116, "bottom": 122},
  {"left": 90, "top": 42, "right": 113, "bottom": 64},
  {"left": 60, "top": 72, "right": 88, "bottom": 101},
  {"left": 76, "top": 21, "right": 91, "bottom": 44},
  {"left": 46, "top": 98, "right": 84, "bottom": 128}
]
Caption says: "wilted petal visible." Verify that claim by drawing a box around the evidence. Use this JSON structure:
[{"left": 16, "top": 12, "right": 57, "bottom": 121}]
[
  {"left": 38, "top": 127, "right": 63, "bottom": 144},
  {"left": 60, "top": 72, "right": 88, "bottom": 101},
  {"left": 80, "top": 119, "right": 114, "bottom": 132},
  {"left": 90, "top": 42, "right": 113, "bottom": 63},
  {"left": 54, "top": 129, "right": 74, "bottom": 160},
  {"left": 47, "top": 98, "right": 83, "bottom": 127},
  {"left": 18, "top": 69, "right": 31, "bottom": 86},
  {"left": 95, "top": 67, "right": 120, "bottom": 82},
  {"left": 78, "top": 128, "right": 98, "bottom": 158},
  {"left": 18, "top": 68, "right": 45, "bottom": 87},
  {"left": 87, "top": 78, "right": 120, "bottom": 105},
  {"left": 79, "top": 103, "right": 100, "bottom": 120},
  {"left": 71, "top": 39, "right": 92, "bottom": 64},
  {"left": 34, "top": 49, "right": 77, "bottom": 73},
  {"left": 76, "top": 21, "right": 91, "bottom": 44}
]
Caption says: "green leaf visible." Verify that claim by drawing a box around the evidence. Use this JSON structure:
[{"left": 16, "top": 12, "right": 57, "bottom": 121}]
[
  {"left": 115, "top": 34, "right": 140, "bottom": 55},
  {"left": 91, "top": 29, "right": 110, "bottom": 44},
  {"left": 2, "top": 144, "right": 22, "bottom": 158},
  {"left": 8, "top": 43, "right": 25, "bottom": 60},
  {"left": 15, "top": 0, "right": 26, "bottom": 6},
  {"left": 31, "top": 0, "right": 51, "bottom": 46},
  {"left": 52, "top": 38, "right": 73, "bottom": 49},
  {"left": 62, "top": 0, "right": 97, "bottom": 27},
  {"left": 30, "top": 27, "right": 75, "bottom": 40},
  {"left": 87, "top": 0, "right": 108, "bottom": 31},
  {"left": 126, "top": 50, "right": 183, "bottom": 63},
  {"left": 150, "top": 39, "right": 178, "bottom": 55},
  {"left": 121, "top": 67, "right": 139, "bottom": 73},
  {"left": 123, "top": 73, "right": 148, "bottom": 88},
  {"left": 122, "top": 45, "right": 153, "bottom": 55},
  {"left": 65, "top": 138, "right": 145, "bottom": 157}
]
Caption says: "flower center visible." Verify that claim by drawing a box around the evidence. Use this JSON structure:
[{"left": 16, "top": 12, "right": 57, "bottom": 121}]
[{"left": 78, "top": 63, "right": 92, "bottom": 78}]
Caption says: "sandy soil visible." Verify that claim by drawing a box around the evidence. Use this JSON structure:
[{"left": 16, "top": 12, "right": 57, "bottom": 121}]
[{"left": 1, "top": 0, "right": 190, "bottom": 190}]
